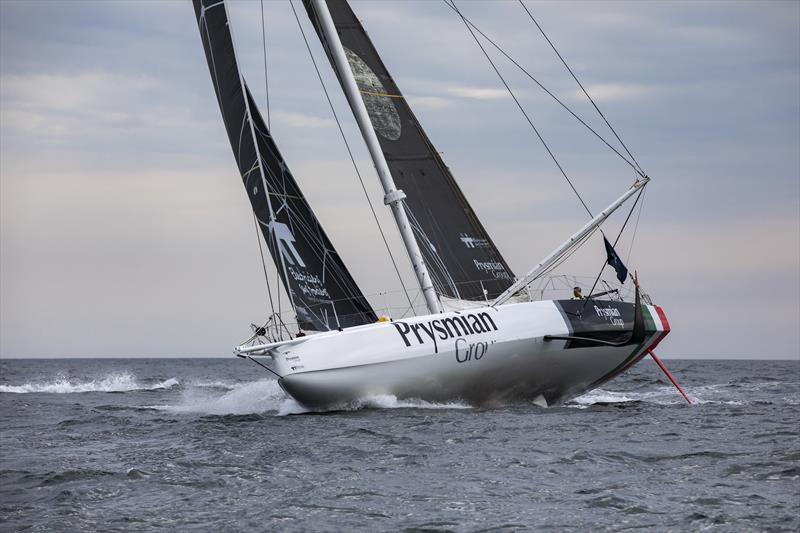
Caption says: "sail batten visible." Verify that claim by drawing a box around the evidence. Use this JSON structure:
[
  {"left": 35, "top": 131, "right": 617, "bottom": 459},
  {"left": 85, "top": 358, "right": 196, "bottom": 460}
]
[
  {"left": 305, "top": 0, "right": 516, "bottom": 302},
  {"left": 193, "top": 0, "right": 377, "bottom": 332}
]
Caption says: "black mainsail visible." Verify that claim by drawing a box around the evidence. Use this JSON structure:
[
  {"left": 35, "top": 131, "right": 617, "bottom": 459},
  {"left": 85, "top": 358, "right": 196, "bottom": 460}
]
[
  {"left": 305, "top": 0, "right": 515, "bottom": 302},
  {"left": 193, "top": 0, "right": 376, "bottom": 331}
]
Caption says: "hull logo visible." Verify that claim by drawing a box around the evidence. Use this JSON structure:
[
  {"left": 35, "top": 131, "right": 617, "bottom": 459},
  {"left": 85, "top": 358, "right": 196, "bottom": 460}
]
[
  {"left": 392, "top": 312, "right": 497, "bottom": 354},
  {"left": 455, "top": 339, "right": 494, "bottom": 363},
  {"left": 593, "top": 305, "right": 625, "bottom": 327}
]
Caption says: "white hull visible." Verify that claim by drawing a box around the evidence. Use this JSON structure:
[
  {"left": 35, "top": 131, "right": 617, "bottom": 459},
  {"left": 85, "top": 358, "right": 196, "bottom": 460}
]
[{"left": 263, "top": 300, "right": 670, "bottom": 409}]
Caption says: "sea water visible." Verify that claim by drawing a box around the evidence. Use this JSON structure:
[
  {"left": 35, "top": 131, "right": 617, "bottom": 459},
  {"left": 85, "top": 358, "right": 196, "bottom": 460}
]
[{"left": 1, "top": 358, "right": 798, "bottom": 531}]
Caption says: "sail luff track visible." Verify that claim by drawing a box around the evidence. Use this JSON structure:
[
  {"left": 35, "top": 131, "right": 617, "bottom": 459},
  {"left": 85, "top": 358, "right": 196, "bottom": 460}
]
[{"left": 193, "top": 0, "right": 376, "bottom": 331}]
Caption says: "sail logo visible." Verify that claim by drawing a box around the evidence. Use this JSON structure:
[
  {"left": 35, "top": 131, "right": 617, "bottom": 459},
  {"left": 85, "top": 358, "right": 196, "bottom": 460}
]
[
  {"left": 459, "top": 233, "right": 490, "bottom": 249},
  {"left": 270, "top": 221, "right": 306, "bottom": 267},
  {"left": 288, "top": 267, "right": 332, "bottom": 299},
  {"left": 345, "top": 48, "right": 401, "bottom": 141},
  {"left": 393, "top": 312, "right": 498, "bottom": 353},
  {"left": 473, "top": 259, "right": 512, "bottom": 281}
]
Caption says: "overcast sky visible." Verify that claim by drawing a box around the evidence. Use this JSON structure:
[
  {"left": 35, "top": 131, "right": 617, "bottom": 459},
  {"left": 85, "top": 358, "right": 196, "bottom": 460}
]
[{"left": 1, "top": 0, "right": 798, "bottom": 359}]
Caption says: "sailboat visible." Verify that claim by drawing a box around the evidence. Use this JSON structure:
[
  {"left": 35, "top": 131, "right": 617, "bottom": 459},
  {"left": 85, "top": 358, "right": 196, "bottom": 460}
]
[{"left": 191, "top": 0, "right": 674, "bottom": 409}]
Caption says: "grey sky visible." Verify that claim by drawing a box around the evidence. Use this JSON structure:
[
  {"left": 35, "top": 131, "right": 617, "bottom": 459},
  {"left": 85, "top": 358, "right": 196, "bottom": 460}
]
[{"left": 1, "top": 0, "right": 798, "bottom": 359}]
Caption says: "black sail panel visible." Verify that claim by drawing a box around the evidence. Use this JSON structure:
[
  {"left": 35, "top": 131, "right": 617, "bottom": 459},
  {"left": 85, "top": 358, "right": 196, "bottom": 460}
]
[
  {"left": 304, "top": 0, "right": 515, "bottom": 301},
  {"left": 193, "top": 0, "right": 376, "bottom": 331}
]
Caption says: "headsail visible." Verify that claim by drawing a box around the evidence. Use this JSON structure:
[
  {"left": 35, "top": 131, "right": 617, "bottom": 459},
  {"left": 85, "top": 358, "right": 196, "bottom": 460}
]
[
  {"left": 305, "top": 0, "right": 515, "bottom": 302},
  {"left": 193, "top": 0, "right": 376, "bottom": 331}
]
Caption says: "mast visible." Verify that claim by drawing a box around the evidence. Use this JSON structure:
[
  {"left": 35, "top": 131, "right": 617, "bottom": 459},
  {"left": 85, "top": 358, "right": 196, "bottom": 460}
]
[
  {"left": 492, "top": 177, "right": 650, "bottom": 307},
  {"left": 309, "top": 0, "right": 442, "bottom": 315},
  {"left": 305, "top": 0, "right": 514, "bottom": 304}
]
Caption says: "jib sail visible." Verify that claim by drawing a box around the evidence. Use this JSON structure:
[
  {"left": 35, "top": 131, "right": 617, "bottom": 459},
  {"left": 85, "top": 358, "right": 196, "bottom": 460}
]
[
  {"left": 305, "top": 0, "right": 515, "bottom": 302},
  {"left": 193, "top": 0, "right": 376, "bottom": 331}
]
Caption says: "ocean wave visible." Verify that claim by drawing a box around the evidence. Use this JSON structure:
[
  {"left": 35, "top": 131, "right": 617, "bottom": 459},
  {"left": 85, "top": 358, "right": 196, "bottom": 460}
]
[
  {"left": 570, "top": 386, "right": 698, "bottom": 407},
  {"left": 349, "top": 395, "right": 472, "bottom": 411},
  {"left": 568, "top": 381, "right": 795, "bottom": 408},
  {"left": 189, "top": 380, "right": 237, "bottom": 390},
  {"left": 0, "top": 373, "right": 179, "bottom": 394},
  {"left": 145, "top": 380, "right": 472, "bottom": 416},
  {"left": 570, "top": 390, "right": 640, "bottom": 406},
  {"left": 147, "top": 379, "right": 296, "bottom": 416}
]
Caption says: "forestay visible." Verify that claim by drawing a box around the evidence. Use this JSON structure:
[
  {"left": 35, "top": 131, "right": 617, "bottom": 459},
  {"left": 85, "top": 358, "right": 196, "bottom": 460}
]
[
  {"left": 193, "top": 0, "right": 376, "bottom": 331},
  {"left": 304, "top": 0, "right": 515, "bottom": 302}
]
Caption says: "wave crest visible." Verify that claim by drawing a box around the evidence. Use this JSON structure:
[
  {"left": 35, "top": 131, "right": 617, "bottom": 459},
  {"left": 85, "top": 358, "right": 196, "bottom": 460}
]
[
  {"left": 350, "top": 394, "right": 472, "bottom": 411},
  {"left": 0, "top": 373, "right": 179, "bottom": 394},
  {"left": 569, "top": 382, "right": 781, "bottom": 408},
  {"left": 148, "top": 379, "right": 298, "bottom": 416},
  {"left": 145, "top": 381, "right": 472, "bottom": 416}
]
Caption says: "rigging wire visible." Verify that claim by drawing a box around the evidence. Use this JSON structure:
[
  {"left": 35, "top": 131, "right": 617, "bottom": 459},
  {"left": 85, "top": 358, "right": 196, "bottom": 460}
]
[
  {"left": 275, "top": 245, "right": 284, "bottom": 333},
  {"left": 626, "top": 185, "right": 647, "bottom": 264},
  {"left": 613, "top": 189, "right": 643, "bottom": 249},
  {"left": 446, "top": 0, "right": 594, "bottom": 218},
  {"left": 256, "top": 5, "right": 289, "bottom": 334},
  {"left": 539, "top": 227, "right": 598, "bottom": 282},
  {"left": 248, "top": 2, "right": 278, "bottom": 332},
  {"left": 581, "top": 185, "right": 646, "bottom": 309},
  {"left": 260, "top": 0, "right": 271, "bottom": 128},
  {"left": 243, "top": 354, "right": 283, "bottom": 379},
  {"left": 517, "top": 0, "right": 645, "bottom": 176},
  {"left": 446, "top": 1, "right": 651, "bottom": 298},
  {"left": 252, "top": 213, "right": 277, "bottom": 320},
  {"left": 440, "top": 1, "right": 643, "bottom": 177},
  {"left": 288, "top": 0, "right": 415, "bottom": 313}
]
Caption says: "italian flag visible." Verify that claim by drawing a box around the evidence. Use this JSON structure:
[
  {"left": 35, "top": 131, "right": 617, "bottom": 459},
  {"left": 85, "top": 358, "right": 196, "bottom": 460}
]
[{"left": 643, "top": 305, "right": 671, "bottom": 352}]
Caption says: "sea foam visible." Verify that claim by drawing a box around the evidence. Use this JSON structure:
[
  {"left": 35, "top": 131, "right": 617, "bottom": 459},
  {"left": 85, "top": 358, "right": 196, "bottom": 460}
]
[
  {"left": 569, "top": 382, "right": 775, "bottom": 408},
  {"left": 350, "top": 394, "right": 472, "bottom": 411},
  {"left": 147, "top": 379, "right": 472, "bottom": 416},
  {"left": 148, "top": 379, "right": 296, "bottom": 416},
  {"left": 0, "top": 372, "right": 179, "bottom": 394}
]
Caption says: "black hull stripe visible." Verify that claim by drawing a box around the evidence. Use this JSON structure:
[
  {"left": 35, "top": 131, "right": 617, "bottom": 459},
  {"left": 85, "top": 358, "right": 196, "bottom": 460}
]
[{"left": 585, "top": 307, "right": 658, "bottom": 390}]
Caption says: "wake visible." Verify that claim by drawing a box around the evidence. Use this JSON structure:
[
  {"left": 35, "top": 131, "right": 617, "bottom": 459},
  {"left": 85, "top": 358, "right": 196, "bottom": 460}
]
[
  {"left": 147, "top": 379, "right": 305, "bottom": 416},
  {"left": 569, "top": 381, "right": 800, "bottom": 407},
  {"left": 147, "top": 379, "right": 472, "bottom": 416}
]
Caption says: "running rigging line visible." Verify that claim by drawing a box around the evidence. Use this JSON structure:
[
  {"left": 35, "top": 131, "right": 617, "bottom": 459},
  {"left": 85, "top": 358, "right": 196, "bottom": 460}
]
[
  {"left": 440, "top": 1, "right": 643, "bottom": 177},
  {"left": 446, "top": 0, "right": 594, "bottom": 218},
  {"left": 288, "top": 0, "right": 415, "bottom": 313},
  {"left": 252, "top": 213, "right": 277, "bottom": 319},
  {"left": 512, "top": 0, "right": 650, "bottom": 298},
  {"left": 252, "top": 2, "right": 277, "bottom": 323},
  {"left": 260, "top": 0, "right": 271, "bottom": 127},
  {"left": 448, "top": 0, "right": 651, "bottom": 298},
  {"left": 517, "top": 0, "right": 645, "bottom": 176},
  {"left": 626, "top": 185, "right": 647, "bottom": 264},
  {"left": 582, "top": 185, "right": 646, "bottom": 310}
]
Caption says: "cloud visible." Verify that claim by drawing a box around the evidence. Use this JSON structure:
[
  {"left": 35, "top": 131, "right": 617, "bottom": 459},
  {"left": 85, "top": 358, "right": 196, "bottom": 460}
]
[
  {"left": 1, "top": 72, "right": 159, "bottom": 111},
  {"left": 406, "top": 95, "right": 450, "bottom": 110},
  {"left": 633, "top": 213, "right": 800, "bottom": 277},
  {"left": 1, "top": 0, "right": 798, "bottom": 358},
  {"left": 571, "top": 83, "right": 654, "bottom": 103},
  {"left": 444, "top": 85, "right": 509, "bottom": 100},
  {"left": 581, "top": 11, "right": 649, "bottom": 30},
  {"left": 270, "top": 110, "right": 333, "bottom": 129},
  {"left": 0, "top": 72, "right": 205, "bottom": 145}
]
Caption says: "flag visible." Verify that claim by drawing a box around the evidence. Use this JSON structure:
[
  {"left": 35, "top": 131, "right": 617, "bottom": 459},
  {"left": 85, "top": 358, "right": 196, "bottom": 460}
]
[{"left": 604, "top": 236, "right": 628, "bottom": 284}]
